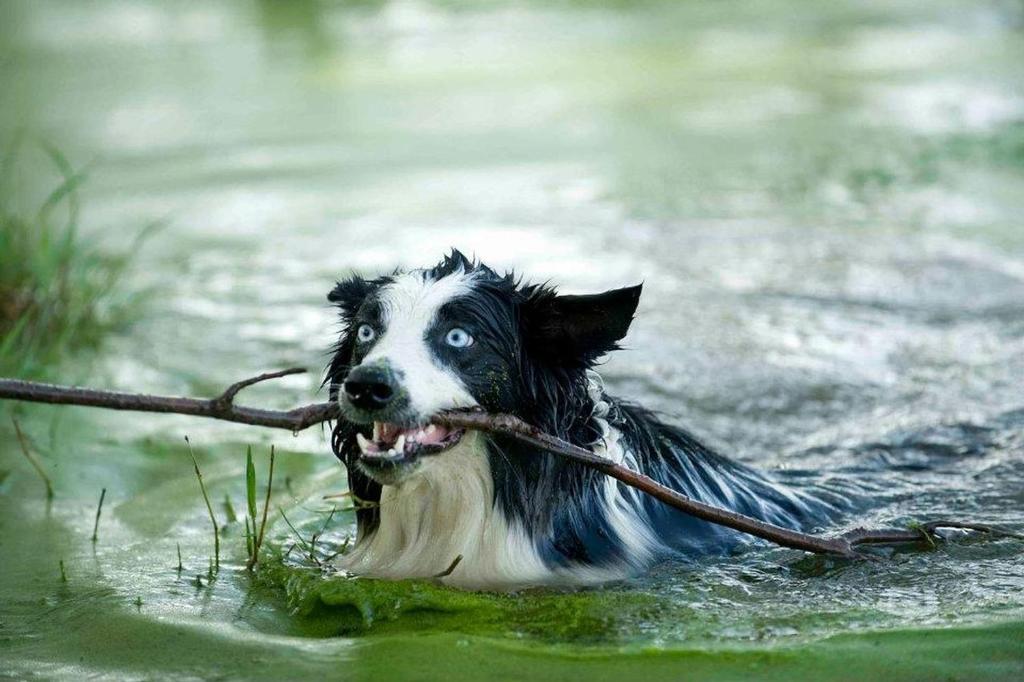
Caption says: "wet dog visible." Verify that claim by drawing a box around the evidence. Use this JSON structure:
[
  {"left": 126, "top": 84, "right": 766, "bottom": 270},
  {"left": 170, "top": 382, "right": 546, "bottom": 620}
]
[{"left": 326, "top": 250, "right": 832, "bottom": 589}]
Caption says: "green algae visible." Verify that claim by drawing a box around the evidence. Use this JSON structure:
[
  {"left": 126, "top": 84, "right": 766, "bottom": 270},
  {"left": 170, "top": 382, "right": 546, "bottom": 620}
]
[{"left": 255, "top": 550, "right": 833, "bottom": 644}]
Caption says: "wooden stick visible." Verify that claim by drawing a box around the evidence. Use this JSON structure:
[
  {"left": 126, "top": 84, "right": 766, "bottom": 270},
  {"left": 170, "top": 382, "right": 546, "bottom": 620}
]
[
  {"left": 0, "top": 372, "right": 336, "bottom": 431},
  {"left": 2, "top": 372, "right": 1020, "bottom": 558},
  {"left": 432, "top": 412, "right": 1022, "bottom": 557}
]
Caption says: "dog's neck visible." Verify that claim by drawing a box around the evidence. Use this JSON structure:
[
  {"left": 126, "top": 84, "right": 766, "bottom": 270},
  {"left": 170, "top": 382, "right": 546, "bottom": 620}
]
[{"left": 336, "top": 431, "right": 551, "bottom": 589}]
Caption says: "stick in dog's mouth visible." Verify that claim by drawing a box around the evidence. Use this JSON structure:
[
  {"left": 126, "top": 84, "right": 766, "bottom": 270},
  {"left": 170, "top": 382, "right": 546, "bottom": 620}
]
[{"left": 355, "top": 421, "right": 465, "bottom": 462}]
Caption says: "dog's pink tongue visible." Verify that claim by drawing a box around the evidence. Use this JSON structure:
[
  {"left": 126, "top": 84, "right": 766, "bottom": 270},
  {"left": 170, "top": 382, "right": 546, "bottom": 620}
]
[{"left": 416, "top": 424, "right": 450, "bottom": 445}]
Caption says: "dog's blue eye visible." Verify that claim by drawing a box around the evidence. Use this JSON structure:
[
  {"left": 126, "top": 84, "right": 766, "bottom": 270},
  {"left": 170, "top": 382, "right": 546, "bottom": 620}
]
[
  {"left": 356, "top": 324, "right": 376, "bottom": 343},
  {"left": 445, "top": 327, "right": 473, "bottom": 348}
]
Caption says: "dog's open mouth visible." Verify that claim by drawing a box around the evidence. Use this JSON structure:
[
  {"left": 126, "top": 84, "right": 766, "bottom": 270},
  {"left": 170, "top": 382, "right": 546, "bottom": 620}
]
[{"left": 355, "top": 421, "right": 464, "bottom": 464}]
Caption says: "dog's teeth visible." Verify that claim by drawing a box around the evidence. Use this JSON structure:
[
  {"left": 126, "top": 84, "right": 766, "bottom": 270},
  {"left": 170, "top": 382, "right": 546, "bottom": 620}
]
[
  {"left": 356, "top": 433, "right": 371, "bottom": 453},
  {"left": 373, "top": 422, "right": 383, "bottom": 441},
  {"left": 395, "top": 434, "right": 406, "bottom": 453},
  {"left": 426, "top": 425, "right": 437, "bottom": 434}
]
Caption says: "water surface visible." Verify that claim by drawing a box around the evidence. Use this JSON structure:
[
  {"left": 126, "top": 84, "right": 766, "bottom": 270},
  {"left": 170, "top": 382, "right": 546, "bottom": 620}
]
[{"left": 1, "top": 1, "right": 1022, "bottom": 679}]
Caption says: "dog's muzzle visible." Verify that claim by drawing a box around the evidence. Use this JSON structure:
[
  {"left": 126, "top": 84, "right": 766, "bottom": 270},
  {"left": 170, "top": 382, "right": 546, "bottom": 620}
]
[{"left": 340, "top": 362, "right": 466, "bottom": 481}]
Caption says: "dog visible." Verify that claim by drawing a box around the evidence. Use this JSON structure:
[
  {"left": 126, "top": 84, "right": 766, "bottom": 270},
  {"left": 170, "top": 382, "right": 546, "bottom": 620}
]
[{"left": 326, "top": 250, "right": 834, "bottom": 589}]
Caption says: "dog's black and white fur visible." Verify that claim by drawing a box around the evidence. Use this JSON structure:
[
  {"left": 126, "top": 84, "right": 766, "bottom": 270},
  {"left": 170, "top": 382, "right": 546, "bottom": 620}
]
[{"left": 326, "top": 250, "right": 833, "bottom": 589}]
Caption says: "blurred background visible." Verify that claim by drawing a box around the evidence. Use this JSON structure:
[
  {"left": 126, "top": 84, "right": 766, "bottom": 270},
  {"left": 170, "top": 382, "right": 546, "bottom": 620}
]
[{"left": 1, "top": 1, "right": 1022, "bottom": 680}]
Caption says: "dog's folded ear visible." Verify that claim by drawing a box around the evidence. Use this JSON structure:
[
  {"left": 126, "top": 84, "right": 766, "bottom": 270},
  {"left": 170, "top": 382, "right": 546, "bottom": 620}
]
[{"left": 523, "top": 284, "right": 642, "bottom": 366}]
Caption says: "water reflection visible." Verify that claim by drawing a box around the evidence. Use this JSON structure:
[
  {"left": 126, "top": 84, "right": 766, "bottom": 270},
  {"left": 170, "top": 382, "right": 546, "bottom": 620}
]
[{"left": 254, "top": 0, "right": 341, "bottom": 62}]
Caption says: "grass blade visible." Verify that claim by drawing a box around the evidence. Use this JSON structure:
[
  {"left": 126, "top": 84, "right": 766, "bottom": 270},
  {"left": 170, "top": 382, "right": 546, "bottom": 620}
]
[
  {"left": 247, "top": 445, "right": 275, "bottom": 571},
  {"left": 245, "top": 517, "right": 254, "bottom": 559},
  {"left": 91, "top": 487, "right": 106, "bottom": 543},
  {"left": 245, "top": 445, "right": 257, "bottom": 524},
  {"left": 11, "top": 417, "right": 53, "bottom": 499},
  {"left": 223, "top": 494, "right": 238, "bottom": 524},
  {"left": 184, "top": 436, "right": 219, "bottom": 570}
]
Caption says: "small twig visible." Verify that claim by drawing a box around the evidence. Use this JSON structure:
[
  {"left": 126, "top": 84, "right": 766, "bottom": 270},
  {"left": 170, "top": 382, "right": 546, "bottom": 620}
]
[
  {"left": 433, "top": 555, "right": 463, "bottom": 579},
  {"left": 176, "top": 543, "right": 183, "bottom": 572},
  {"left": 11, "top": 417, "right": 54, "bottom": 499},
  {"left": 185, "top": 436, "right": 220, "bottom": 569},
  {"left": 91, "top": 487, "right": 106, "bottom": 543},
  {"left": 59, "top": 559, "right": 67, "bottom": 583},
  {"left": 212, "top": 367, "right": 306, "bottom": 414}
]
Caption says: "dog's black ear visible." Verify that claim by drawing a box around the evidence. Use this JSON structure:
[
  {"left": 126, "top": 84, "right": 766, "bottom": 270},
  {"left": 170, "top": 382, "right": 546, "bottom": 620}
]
[
  {"left": 523, "top": 284, "right": 642, "bottom": 366},
  {"left": 328, "top": 275, "right": 374, "bottom": 319}
]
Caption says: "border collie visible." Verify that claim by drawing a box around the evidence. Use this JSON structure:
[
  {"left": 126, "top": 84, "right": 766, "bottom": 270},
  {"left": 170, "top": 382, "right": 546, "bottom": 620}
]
[{"left": 326, "top": 250, "right": 833, "bottom": 590}]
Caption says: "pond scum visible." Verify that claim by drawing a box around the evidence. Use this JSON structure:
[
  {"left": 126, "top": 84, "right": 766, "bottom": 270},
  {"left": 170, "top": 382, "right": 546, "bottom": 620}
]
[
  {"left": 254, "top": 546, "right": 700, "bottom": 641},
  {"left": 0, "top": 137, "right": 147, "bottom": 378}
]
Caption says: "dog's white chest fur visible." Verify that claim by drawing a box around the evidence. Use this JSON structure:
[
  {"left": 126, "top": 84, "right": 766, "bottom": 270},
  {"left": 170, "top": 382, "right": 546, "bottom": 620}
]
[{"left": 336, "top": 433, "right": 550, "bottom": 590}]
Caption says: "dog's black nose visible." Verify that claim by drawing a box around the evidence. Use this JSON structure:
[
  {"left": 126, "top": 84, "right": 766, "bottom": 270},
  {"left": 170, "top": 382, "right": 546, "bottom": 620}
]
[{"left": 344, "top": 365, "right": 397, "bottom": 412}]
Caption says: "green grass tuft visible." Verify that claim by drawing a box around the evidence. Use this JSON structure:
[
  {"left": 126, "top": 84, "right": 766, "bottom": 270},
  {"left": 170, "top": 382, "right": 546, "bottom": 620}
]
[{"left": 0, "top": 136, "right": 150, "bottom": 378}]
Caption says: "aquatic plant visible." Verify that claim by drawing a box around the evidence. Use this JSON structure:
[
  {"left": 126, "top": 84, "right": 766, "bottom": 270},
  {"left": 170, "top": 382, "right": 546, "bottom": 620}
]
[
  {"left": 245, "top": 444, "right": 276, "bottom": 571},
  {"left": 0, "top": 138, "right": 146, "bottom": 378},
  {"left": 91, "top": 487, "right": 107, "bottom": 543},
  {"left": 11, "top": 415, "right": 53, "bottom": 499},
  {"left": 185, "top": 436, "right": 220, "bottom": 570}
]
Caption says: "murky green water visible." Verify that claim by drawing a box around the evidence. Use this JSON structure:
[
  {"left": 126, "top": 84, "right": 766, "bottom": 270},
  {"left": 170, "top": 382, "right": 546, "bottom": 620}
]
[{"left": 1, "top": 1, "right": 1023, "bottom": 679}]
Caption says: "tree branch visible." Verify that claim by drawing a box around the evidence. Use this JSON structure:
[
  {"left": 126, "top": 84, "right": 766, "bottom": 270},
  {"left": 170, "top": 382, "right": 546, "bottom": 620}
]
[
  {"left": 1, "top": 372, "right": 1019, "bottom": 559},
  {"left": 431, "top": 411, "right": 1022, "bottom": 557},
  {"left": 0, "top": 375, "right": 338, "bottom": 431}
]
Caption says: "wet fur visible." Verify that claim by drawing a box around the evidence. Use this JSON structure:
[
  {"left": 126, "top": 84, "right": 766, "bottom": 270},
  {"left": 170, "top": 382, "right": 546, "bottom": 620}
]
[{"left": 326, "top": 251, "right": 835, "bottom": 589}]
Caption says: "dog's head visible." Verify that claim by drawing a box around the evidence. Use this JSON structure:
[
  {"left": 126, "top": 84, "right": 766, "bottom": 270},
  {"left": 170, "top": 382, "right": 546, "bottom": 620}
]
[{"left": 326, "top": 249, "right": 641, "bottom": 484}]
